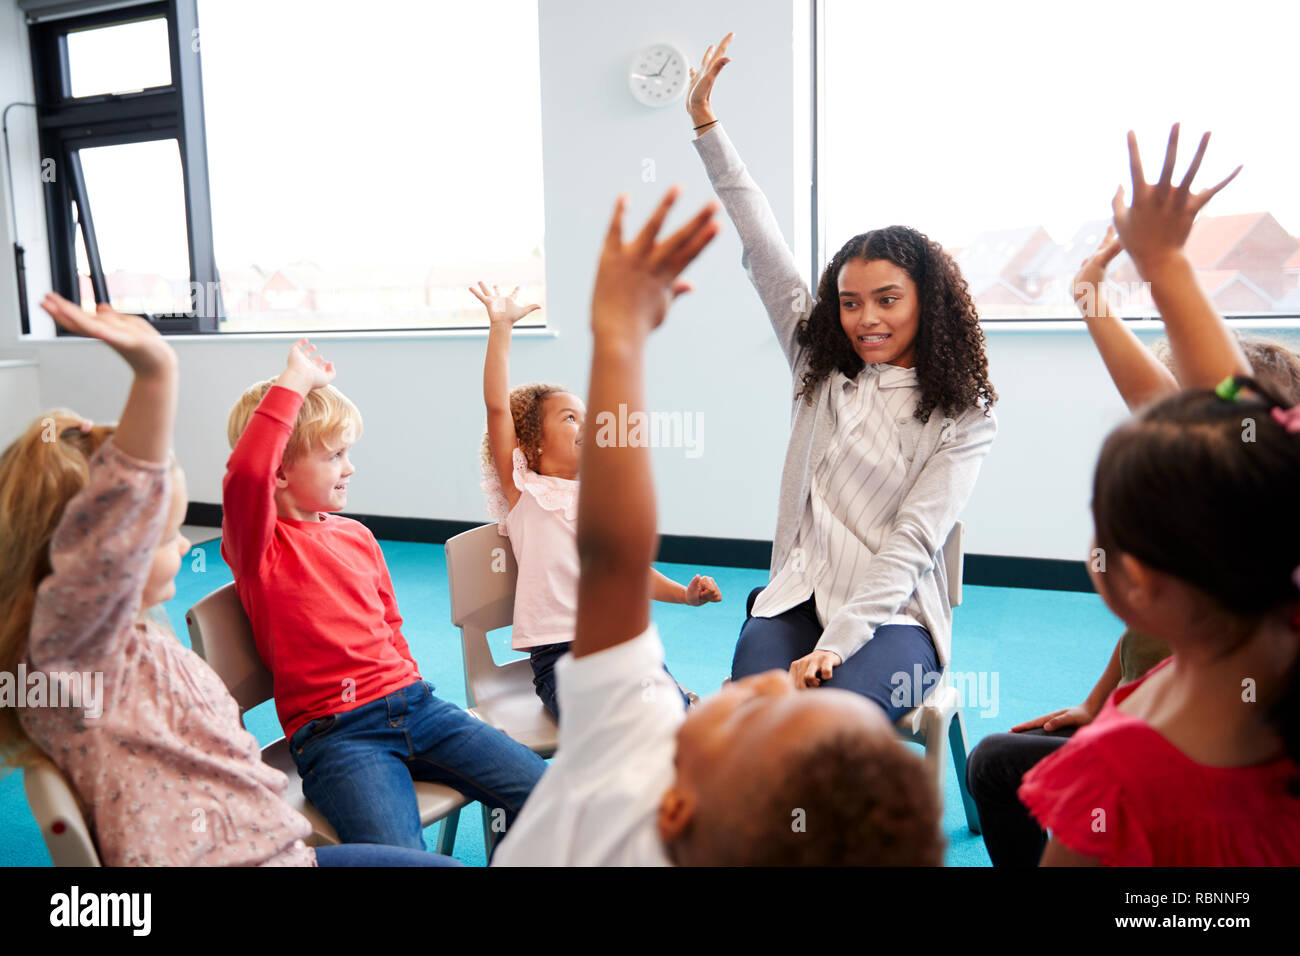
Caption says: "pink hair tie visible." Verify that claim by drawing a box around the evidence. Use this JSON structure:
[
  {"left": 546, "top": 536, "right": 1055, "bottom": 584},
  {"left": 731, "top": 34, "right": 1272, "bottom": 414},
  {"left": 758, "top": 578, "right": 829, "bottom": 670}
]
[{"left": 1270, "top": 404, "right": 1300, "bottom": 433}]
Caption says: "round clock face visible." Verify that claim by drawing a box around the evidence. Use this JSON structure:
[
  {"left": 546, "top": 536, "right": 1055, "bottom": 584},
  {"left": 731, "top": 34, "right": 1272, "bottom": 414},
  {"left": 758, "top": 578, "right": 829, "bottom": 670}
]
[{"left": 629, "top": 44, "right": 686, "bottom": 107}]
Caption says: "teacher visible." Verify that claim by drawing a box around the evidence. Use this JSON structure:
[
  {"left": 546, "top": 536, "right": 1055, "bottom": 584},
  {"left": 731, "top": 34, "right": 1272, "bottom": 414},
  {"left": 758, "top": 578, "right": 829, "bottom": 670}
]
[{"left": 687, "top": 33, "right": 998, "bottom": 721}]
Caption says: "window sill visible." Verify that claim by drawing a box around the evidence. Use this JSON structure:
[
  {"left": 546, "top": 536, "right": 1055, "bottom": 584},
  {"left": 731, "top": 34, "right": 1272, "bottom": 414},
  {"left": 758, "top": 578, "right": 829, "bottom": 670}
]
[
  {"left": 19, "top": 326, "right": 561, "bottom": 344},
  {"left": 979, "top": 317, "right": 1300, "bottom": 333}
]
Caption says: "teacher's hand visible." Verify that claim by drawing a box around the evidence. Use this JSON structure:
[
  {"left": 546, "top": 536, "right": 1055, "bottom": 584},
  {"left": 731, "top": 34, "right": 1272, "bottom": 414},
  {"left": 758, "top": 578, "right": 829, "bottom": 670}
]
[{"left": 791, "top": 649, "right": 842, "bottom": 688}]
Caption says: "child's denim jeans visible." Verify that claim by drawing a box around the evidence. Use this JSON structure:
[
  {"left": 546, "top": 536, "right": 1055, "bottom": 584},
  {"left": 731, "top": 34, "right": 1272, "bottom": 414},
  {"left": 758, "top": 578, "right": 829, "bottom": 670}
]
[{"left": 289, "top": 679, "right": 546, "bottom": 851}]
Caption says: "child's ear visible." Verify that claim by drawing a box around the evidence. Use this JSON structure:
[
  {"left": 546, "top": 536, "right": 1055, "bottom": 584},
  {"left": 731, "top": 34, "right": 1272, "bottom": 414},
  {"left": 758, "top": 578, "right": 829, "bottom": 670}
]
[
  {"left": 274, "top": 464, "right": 289, "bottom": 490},
  {"left": 656, "top": 784, "right": 694, "bottom": 850},
  {"left": 1117, "top": 552, "right": 1157, "bottom": 610}
]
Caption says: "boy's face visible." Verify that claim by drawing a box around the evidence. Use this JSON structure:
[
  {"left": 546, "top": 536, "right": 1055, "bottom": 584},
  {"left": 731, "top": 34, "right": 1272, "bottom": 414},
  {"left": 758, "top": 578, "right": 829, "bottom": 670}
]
[
  {"left": 276, "top": 436, "right": 355, "bottom": 520},
  {"left": 658, "top": 670, "right": 892, "bottom": 854}
]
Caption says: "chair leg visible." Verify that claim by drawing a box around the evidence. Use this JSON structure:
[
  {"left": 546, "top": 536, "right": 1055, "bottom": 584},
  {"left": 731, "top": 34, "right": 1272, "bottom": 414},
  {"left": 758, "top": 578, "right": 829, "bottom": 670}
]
[
  {"left": 922, "top": 706, "right": 950, "bottom": 808},
  {"left": 436, "top": 807, "right": 460, "bottom": 857},
  {"left": 949, "top": 708, "right": 982, "bottom": 834},
  {"left": 481, "top": 803, "right": 504, "bottom": 860}
]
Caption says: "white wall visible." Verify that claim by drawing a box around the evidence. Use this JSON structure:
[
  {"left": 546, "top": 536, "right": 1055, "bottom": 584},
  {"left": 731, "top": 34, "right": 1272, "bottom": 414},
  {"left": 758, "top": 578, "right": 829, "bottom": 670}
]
[{"left": 0, "top": 0, "right": 1289, "bottom": 563}]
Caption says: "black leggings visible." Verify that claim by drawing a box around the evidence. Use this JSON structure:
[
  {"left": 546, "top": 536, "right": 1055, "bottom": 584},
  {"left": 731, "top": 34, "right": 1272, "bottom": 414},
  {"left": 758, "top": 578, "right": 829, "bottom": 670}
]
[{"left": 965, "top": 727, "right": 1077, "bottom": 866}]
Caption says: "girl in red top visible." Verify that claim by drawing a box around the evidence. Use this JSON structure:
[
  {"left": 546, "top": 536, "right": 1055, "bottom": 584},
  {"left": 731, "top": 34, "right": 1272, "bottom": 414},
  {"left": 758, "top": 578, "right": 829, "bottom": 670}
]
[
  {"left": 1019, "top": 373, "right": 1300, "bottom": 865},
  {"left": 1018, "top": 124, "right": 1300, "bottom": 868}
]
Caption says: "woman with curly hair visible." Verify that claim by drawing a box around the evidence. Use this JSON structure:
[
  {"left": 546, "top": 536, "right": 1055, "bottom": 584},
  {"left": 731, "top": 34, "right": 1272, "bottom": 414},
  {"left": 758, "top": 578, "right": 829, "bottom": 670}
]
[
  {"left": 687, "top": 33, "right": 997, "bottom": 721},
  {"left": 472, "top": 283, "right": 719, "bottom": 719}
]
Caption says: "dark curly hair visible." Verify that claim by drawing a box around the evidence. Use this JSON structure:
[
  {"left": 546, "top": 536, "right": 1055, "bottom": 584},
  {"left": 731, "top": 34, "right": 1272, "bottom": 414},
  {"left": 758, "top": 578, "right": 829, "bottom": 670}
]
[
  {"left": 797, "top": 225, "right": 996, "bottom": 423},
  {"left": 680, "top": 729, "right": 946, "bottom": 866},
  {"left": 479, "top": 382, "right": 570, "bottom": 474}
]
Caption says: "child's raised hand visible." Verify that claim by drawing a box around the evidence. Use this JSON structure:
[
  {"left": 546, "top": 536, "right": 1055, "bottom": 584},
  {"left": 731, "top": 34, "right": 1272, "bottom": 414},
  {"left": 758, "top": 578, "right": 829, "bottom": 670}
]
[
  {"left": 1111, "top": 124, "right": 1242, "bottom": 274},
  {"left": 686, "top": 32, "right": 733, "bottom": 127},
  {"left": 684, "top": 574, "right": 722, "bottom": 606},
  {"left": 591, "top": 187, "right": 720, "bottom": 341},
  {"left": 468, "top": 282, "right": 541, "bottom": 327},
  {"left": 283, "top": 337, "right": 335, "bottom": 391},
  {"left": 41, "top": 292, "right": 176, "bottom": 377},
  {"left": 1071, "top": 225, "right": 1122, "bottom": 316}
]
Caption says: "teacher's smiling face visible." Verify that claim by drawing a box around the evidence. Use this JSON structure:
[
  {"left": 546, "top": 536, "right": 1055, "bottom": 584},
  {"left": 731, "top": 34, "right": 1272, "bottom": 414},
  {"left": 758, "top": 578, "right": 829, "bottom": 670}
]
[{"left": 837, "top": 258, "right": 920, "bottom": 369}]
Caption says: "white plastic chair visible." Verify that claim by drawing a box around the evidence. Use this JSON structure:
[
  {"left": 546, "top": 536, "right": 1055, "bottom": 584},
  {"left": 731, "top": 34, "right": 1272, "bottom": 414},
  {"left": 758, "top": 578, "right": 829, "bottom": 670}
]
[
  {"left": 23, "top": 755, "right": 102, "bottom": 866},
  {"left": 894, "top": 521, "right": 981, "bottom": 833},
  {"left": 444, "top": 524, "right": 558, "bottom": 759},
  {"left": 186, "top": 582, "right": 469, "bottom": 854}
]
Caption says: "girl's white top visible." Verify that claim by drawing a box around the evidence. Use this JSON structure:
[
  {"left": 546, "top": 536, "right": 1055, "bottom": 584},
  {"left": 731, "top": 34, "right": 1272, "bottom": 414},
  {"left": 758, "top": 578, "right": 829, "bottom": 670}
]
[{"left": 482, "top": 447, "right": 580, "bottom": 650}]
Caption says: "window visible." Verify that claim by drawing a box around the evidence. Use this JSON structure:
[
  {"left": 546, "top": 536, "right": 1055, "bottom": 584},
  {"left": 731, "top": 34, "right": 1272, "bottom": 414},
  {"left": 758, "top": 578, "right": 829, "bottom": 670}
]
[
  {"left": 194, "top": 0, "right": 546, "bottom": 333},
  {"left": 65, "top": 16, "right": 172, "bottom": 98},
  {"left": 26, "top": 0, "right": 545, "bottom": 335},
  {"left": 27, "top": 0, "right": 217, "bottom": 334},
  {"left": 817, "top": 0, "right": 1300, "bottom": 320}
]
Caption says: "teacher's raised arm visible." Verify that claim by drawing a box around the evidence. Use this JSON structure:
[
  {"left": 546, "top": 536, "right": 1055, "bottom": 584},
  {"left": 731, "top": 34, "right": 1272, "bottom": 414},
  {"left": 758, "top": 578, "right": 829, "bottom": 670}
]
[{"left": 687, "top": 32, "right": 810, "bottom": 371}]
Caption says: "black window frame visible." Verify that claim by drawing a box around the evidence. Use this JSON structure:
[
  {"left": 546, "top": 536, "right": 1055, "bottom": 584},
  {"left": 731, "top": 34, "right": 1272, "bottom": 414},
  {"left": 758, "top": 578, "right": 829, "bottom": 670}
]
[{"left": 28, "top": 0, "right": 221, "bottom": 334}]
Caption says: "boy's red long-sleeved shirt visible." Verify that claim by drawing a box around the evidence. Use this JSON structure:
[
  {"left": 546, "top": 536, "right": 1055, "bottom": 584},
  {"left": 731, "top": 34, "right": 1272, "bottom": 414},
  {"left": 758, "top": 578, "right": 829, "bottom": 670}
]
[{"left": 221, "top": 385, "right": 420, "bottom": 741}]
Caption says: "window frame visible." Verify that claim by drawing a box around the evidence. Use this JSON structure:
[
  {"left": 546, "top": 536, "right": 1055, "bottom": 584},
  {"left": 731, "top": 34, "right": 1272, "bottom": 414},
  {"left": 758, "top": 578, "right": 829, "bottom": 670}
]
[{"left": 28, "top": 0, "right": 220, "bottom": 334}]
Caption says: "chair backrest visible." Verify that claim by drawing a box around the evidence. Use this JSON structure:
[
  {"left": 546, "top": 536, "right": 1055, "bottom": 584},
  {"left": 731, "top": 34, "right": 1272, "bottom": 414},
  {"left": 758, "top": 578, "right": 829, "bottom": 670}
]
[
  {"left": 186, "top": 581, "right": 274, "bottom": 714},
  {"left": 445, "top": 523, "right": 518, "bottom": 706},
  {"left": 942, "top": 521, "right": 964, "bottom": 608},
  {"left": 23, "top": 756, "right": 102, "bottom": 867}
]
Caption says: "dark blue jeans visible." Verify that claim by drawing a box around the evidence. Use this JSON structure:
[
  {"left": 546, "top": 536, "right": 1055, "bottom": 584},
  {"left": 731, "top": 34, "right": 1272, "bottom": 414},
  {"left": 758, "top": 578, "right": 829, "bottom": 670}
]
[
  {"left": 314, "top": 844, "right": 463, "bottom": 866},
  {"left": 732, "top": 587, "right": 939, "bottom": 723},
  {"left": 289, "top": 679, "right": 546, "bottom": 851},
  {"left": 529, "top": 641, "right": 691, "bottom": 721}
]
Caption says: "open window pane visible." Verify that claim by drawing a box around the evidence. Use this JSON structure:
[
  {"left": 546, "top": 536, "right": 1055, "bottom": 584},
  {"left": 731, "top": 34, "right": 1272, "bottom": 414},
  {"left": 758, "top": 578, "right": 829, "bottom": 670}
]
[
  {"left": 820, "top": 0, "right": 1300, "bottom": 319},
  {"left": 66, "top": 17, "right": 172, "bottom": 98},
  {"left": 73, "top": 216, "right": 94, "bottom": 312},
  {"left": 196, "top": 0, "right": 546, "bottom": 332},
  {"left": 76, "top": 139, "right": 192, "bottom": 315}
]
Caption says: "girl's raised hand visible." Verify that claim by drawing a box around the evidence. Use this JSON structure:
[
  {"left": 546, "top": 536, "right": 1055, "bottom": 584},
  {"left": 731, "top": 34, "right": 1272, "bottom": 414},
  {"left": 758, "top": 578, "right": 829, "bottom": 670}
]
[
  {"left": 1111, "top": 124, "right": 1242, "bottom": 274},
  {"left": 590, "top": 187, "right": 720, "bottom": 341},
  {"left": 686, "top": 32, "right": 733, "bottom": 127},
  {"left": 468, "top": 282, "right": 541, "bottom": 327},
  {"left": 40, "top": 292, "right": 176, "bottom": 377},
  {"left": 1071, "top": 225, "right": 1123, "bottom": 316},
  {"left": 284, "top": 337, "right": 335, "bottom": 391}
]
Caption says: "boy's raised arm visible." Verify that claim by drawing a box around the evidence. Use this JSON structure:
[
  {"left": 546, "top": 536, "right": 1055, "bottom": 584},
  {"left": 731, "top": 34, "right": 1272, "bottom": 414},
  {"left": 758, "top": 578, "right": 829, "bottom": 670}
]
[
  {"left": 222, "top": 339, "right": 334, "bottom": 576},
  {"left": 572, "top": 188, "right": 719, "bottom": 659}
]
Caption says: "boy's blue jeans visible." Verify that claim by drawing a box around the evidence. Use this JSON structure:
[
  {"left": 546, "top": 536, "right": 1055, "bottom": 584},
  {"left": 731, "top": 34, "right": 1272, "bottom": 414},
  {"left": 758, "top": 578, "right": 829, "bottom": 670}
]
[{"left": 289, "top": 679, "right": 546, "bottom": 851}]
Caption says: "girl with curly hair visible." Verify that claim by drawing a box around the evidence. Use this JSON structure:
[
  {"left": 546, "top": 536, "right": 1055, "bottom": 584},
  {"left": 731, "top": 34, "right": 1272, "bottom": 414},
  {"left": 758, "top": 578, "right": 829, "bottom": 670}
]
[
  {"left": 687, "top": 33, "right": 997, "bottom": 721},
  {"left": 473, "top": 283, "right": 719, "bottom": 719}
]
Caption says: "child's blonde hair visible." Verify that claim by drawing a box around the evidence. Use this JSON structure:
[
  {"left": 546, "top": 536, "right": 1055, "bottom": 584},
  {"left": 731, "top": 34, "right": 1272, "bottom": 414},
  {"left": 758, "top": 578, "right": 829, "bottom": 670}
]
[
  {"left": 0, "top": 412, "right": 116, "bottom": 767},
  {"left": 479, "top": 382, "right": 570, "bottom": 474},
  {"left": 227, "top": 381, "right": 363, "bottom": 466}
]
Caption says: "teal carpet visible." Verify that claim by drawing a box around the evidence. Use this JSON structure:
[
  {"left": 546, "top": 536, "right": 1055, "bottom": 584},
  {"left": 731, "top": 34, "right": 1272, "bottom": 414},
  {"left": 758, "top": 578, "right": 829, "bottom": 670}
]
[{"left": 0, "top": 536, "right": 1122, "bottom": 867}]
